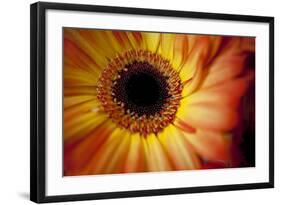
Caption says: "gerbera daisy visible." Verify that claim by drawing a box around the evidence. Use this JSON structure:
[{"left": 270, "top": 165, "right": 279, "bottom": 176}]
[{"left": 63, "top": 28, "right": 255, "bottom": 175}]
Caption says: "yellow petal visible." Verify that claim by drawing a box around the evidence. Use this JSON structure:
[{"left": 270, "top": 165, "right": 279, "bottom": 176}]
[
  {"left": 111, "top": 31, "right": 134, "bottom": 51},
  {"left": 64, "top": 95, "right": 97, "bottom": 109},
  {"left": 142, "top": 32, "right": 161, "bottom": 53},
  {"left": 159, "top": 33, "right": 175, "bottom": 60},
  {"left": 64, "top": 85, "right": 97, "bottom": 97},
  {"left": 143, "top": 134, "right": 172, "bottom": 171},
  {"left": 77, "top": 29, "right": 118, "bottom": 58},
  {"left": 158, "top": 125, "right": 201, "bottom": 170},
  {"left": 64, "top": 110, "right": 108, "bottom": 141},
  {"left": 181, "top": 62, "right": 203, "bottom": 97},
  {"left": 64, "top": 98, "right": 100, "bottom": 120},
  {"left": 64, "top": 66, "right": 98, "bottom": 86},
  {"left": 126, "top": 32, "right": 145, "bottom": 50}
]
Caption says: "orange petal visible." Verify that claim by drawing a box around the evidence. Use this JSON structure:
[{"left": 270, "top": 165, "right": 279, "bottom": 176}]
[
  {"left": 64, "top": 38, "right": 101, "bottom": 77},
  {"left": 64, "top": 29, "right": 109, "bottom": 69},
  {"left": 179, "top": 36, "right": 211, "bottom": 82},
  {"left": 201, "top": 54, "right": 246, "bottom": 89},
  {"left": 208, "top": 36, "right": 223, "bottom": 60},
  {"left": 112, "top": 31, "right": 134, "bottom": 51},
  {"left": 173, "top": 118, "right": 196, "bottom": 133},
  {"left": 124, "top": 133, "right": 146, "bottom": 172},
  {"left": 240, "top": 37, "right": 255, "bottom": 52},
  {"left": 177, "top": 101, "right": 239, "bottom": 131},
  {"left": 182, "top": 130, "right": 231, "bottom": 162},
  {"left": 184, "top": 74, "right": 253, "bottom": 108},
  {"left": 64, "top": 120, "right": 116, "bottom": 176},
  {"left": 126, "top": 31, "right": 144, "bottom": 50},
  {"left": 81, "top": 128, "right": 129, "bottom": 175},
  {"left": 172, "top": 34, "right": 189, "bottom": 69}
]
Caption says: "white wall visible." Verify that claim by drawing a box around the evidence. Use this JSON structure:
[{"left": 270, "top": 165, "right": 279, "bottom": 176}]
[{"left": 0, "top": 0, "right": 279, "bottom": 204}]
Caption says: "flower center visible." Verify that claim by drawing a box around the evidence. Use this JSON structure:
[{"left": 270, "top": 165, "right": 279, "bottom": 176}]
[
  {"left": 97, "top": 50, "right": 182, "bottom": 136},
  {"left": 112, "top": 61, "right": 170, "bottom": 116}
]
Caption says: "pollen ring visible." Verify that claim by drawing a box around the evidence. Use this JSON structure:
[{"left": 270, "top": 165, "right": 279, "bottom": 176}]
[{"left": 97, "top": 50, "right": 183, "bottom": 136}]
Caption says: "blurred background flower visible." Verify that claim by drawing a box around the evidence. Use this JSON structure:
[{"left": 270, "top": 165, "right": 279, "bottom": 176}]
[{"left": 63, "top": 28, "right": 255, "bottom": 175}]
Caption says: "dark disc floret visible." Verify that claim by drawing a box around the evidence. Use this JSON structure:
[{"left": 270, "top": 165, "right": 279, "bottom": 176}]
[{"left": 112, "top": 61, "right": 171, "bottom": 117}]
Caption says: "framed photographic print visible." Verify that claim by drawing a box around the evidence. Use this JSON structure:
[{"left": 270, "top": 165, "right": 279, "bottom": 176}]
[{"left": 30, "top": 1, "right": 274, "bottom": 203}]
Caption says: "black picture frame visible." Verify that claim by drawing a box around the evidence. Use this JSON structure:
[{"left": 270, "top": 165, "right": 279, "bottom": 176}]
[{"left": 30, "top": 1, "right": 274, "bottom": 203}]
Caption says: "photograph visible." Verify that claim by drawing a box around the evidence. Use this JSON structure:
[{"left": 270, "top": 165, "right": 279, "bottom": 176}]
[{"left": 63, "top": 28, "right": 256, "bottom": 176}]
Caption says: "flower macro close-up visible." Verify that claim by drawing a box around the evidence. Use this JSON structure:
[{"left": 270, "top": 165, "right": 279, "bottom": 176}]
[{"left": 63, "top": 28, "right": 255, "bottom": 176}]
